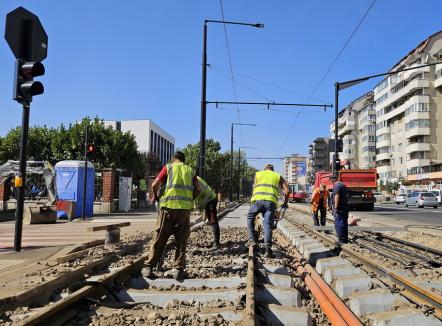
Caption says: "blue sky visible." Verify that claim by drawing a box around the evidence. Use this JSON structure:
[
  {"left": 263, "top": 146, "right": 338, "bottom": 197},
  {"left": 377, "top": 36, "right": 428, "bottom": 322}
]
[{"left": 0, "top": 0, "right": 441, "bottom": 173}]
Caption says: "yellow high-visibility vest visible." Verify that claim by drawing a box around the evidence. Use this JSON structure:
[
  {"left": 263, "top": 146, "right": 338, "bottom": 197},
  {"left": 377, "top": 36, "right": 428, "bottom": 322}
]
[
  {"left": 251, "top": 170, "right": 280, "bottom": 204},
  {"left": 160, "top": 162, "right": 194, "bottom": 209},
  {"left": 195, "top": 176, "right": 216, "bottom": 210}
]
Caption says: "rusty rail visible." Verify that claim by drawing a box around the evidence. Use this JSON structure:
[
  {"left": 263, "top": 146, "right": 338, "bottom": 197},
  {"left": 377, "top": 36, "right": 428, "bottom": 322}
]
[{"left": 243, "top": 245, "right": 255, "bottom": 326}]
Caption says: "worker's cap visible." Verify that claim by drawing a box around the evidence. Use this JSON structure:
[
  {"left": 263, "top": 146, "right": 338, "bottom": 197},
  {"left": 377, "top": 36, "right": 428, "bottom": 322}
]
[{"left": 264, "top": 164, "right": 274, "bottom": 171}]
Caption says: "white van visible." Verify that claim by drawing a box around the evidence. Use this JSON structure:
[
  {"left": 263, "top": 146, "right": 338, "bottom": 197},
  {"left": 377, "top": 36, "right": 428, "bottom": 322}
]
[{"left": 430, "top": 189, "right": 442, "bottom": 205}]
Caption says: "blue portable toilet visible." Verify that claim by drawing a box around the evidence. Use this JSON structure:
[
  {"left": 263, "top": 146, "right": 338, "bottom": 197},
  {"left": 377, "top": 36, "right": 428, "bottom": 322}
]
[{"left": 55, "top": 160, "right": 95, "bottom": 218}]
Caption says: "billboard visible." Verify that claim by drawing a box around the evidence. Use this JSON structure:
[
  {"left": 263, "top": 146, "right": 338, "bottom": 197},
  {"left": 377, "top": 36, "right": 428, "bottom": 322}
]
[{"left": 296, "top": 161, "right": 306, "bottom": 177}]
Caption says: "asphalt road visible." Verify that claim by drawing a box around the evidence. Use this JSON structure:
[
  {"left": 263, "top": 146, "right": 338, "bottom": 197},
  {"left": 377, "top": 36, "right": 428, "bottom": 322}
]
[{"left": 357, "top": 204, "right": 442, "bottom": 226}]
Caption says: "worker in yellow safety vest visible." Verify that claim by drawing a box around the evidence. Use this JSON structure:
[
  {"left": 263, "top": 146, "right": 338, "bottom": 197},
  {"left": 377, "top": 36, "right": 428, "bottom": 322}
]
[
  {"left": 143, "top": 151, "right": 200, "bottom": 280},
  {"left": 247, "top": 164, "right": 290, "bottom": 257},
  {"left": 195, "top": 176, "right": 220, "bottom": 248}
]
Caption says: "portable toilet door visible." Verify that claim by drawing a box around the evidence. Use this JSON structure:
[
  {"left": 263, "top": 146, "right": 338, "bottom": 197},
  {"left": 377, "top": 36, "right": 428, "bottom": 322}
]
[
  {"left": 55, "top": 160, "right": 95, "bottom": 218},
  {"left": 119, "top": 176, "right": 132, "bottom": 212}
]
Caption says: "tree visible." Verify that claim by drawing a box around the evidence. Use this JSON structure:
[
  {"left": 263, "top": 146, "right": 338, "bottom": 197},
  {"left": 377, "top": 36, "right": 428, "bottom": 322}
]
[
  {"left": 179, "top": 139, "right": 256, "bottom": 196},
  {"left": 0, "top": 117, "right": 143, "bottom": 174}
]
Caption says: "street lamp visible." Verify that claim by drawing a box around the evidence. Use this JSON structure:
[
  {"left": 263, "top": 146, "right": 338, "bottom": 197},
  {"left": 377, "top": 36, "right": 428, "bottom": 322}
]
[
  {"left": 230, "top": 123, "right": 256, "bottom": 201},
  {"left": 238, "top": 146, "right": 255, "bottom": 201},
  {"left": 333, "top": 60, "right": 442, "bottom": 173},
  {"left": 198, "top": 20, "right": 264, "bottom": 179}
]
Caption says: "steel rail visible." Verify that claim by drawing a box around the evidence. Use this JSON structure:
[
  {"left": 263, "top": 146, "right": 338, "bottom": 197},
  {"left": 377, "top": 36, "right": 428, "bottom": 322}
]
[
  {"left": 284, "top": 216, "right": 442, "bottom": 313},
  {"left": 243, "top": 245, "right": 255, "bottom": 326},
  {"left": 362, "top": 236, "right": 435, "bottom": 265},
  {"left": 355, "top": 239, "right": 414, "bottom": 266},
  {"left": 275, "top": 232, "right": 362, "bottom": 325},
  {"left": 371, "top": 232, "right": 442, "bottom": 256}
]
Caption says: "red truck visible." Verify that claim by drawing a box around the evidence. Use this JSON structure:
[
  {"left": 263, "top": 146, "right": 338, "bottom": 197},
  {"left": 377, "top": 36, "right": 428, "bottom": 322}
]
[{"left": 314, "top": 169, "right": 377, "bottom": 211}]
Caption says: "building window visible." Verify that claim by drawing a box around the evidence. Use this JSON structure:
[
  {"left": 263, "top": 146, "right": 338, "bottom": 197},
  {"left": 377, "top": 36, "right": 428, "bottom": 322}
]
[
  {"left": 405, "top": 119, "right": 430, "bottom": 131},
  {"left": 150, "top": 130, "right": 154, "bottom": 152}
]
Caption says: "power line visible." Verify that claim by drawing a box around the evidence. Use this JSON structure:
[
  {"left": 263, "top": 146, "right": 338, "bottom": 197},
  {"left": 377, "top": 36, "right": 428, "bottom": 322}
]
[
  {"left": 209, "top": 64, "right": 330, "bottom": 104},
  {"left": 218, "top": 0, "right": 245, "bottom": 144},
  {"left": 208, "top": 64, "right": 274, "bottom": 102},
  {"left": 308, "top": 0, "right": 377, "bottom": 100},
  {"left": 276, "top": 0, "right": 377, "bottom": 155}
]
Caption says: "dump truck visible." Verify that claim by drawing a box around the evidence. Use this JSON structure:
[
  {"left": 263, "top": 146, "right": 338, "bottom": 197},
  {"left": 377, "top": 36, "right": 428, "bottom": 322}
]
[{"left": 314, "top": 169, "right": 377, "bottom": 211}]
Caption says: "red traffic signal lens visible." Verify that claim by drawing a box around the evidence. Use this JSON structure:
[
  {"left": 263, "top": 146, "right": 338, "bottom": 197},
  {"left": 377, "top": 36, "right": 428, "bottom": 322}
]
[{"left": 87, "top": 145, "right": 95, "bottom": 153}]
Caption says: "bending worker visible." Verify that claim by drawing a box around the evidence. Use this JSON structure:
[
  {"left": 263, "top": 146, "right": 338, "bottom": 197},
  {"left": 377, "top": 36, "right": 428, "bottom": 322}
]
[
  {"left": 310, "top": 183, "right": 329, "bottom": 226},
  {"left": 143, "top": 151, "right": 200, "bottom": 280},
  {"left": 195, "top": 176, "right": 221, "bottom": 248},
  {"left": 247, "top": 164, "right": 290, "bottom": 258}
]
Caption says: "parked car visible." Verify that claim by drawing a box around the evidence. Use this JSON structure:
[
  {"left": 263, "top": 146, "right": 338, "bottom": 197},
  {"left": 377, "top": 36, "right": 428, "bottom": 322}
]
[
  {"left": 405, "top": 192, "right": 438, "bottom": 208},
  {"left": 394, "top": 194, "right": 406, "bottom": 205},
  {"left": 430, "top": 189, "right": 442, "bottom": 205}
]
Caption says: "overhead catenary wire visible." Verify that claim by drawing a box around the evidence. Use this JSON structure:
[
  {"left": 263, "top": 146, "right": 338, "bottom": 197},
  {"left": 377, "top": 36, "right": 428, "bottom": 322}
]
[
  {"left": 209, "top": 64, "right": 331, "bottom": 104},
  {"left": 276, "top": 0, "right": 377, "bottom": 155}
]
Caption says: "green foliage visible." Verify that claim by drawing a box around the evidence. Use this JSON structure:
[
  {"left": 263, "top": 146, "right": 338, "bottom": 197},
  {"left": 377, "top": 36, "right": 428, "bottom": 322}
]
[
  {"left": 179, "top": 139, "right": 257, "bottom": 195},
  {"left": 0, "top": 117, "right": 148, "bottom": 175}
]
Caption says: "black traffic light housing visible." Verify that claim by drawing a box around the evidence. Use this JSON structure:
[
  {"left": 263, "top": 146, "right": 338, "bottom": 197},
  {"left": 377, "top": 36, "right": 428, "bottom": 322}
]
[
  {"left": 13, "top": 58, "right": 45, "bottom": 103},
  {"left": 86, "top": 144, "right": 96, "bottom": 159},
  {"left": 335, "top": 158, "right": 341, "bottom": 172}
]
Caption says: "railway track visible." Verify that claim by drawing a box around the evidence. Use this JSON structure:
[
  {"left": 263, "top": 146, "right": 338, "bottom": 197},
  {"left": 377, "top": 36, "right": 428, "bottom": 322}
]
[
  {"left": 2, "top": 203, "right": 441, "bottom": 325},
  {"left": 278, "top": 211, "right": 442, "bottom": 325}
]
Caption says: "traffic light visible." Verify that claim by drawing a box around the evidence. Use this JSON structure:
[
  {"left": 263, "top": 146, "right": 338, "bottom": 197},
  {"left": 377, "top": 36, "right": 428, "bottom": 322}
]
[
  {"left": 335, "top": 158, "right": 341, "bottom": 172},
  {"left": 13, "top": 58, "right": 45, "bottom": 103},
  {"left": 86, "top": 144, "right": 95, "bottom": 159}
]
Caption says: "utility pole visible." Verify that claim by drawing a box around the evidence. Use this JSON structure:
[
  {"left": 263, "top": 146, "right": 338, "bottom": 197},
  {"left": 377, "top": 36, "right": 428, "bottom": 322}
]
[
  {"left": 198, "top": 22, "right": 207, "bottom": 178},
  {"left": 82, "top": 124, "right": 88, "bottom": 219}
]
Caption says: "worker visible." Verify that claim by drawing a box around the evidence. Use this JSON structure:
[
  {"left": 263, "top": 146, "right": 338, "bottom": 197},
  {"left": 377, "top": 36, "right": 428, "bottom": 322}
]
[
  {"left": 247, "top": 164, "right": 290, "bottom": 258},
  {"left": 143, "top": 151, "right": 200, "bottom": 280},
  {"left": 310, "top": 183, "right": 329, "bottom": 226},
  {"left": 138, "top": 177, "right": 147, "bottom": 208},
  {"left": 329, "top": 175, "right": 349, "bottom": 244},
  {"left": 195, "top": 176, "right": 220, "bottom": 248}
]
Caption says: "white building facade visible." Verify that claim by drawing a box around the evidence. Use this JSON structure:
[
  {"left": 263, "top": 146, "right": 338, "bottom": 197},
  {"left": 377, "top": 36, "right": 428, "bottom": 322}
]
[
  {"left": 374, "top": 31, "right": 442, "bottom": 184},
  {"left": 104, "top": 119, "right": 175, "bottom": 165}
]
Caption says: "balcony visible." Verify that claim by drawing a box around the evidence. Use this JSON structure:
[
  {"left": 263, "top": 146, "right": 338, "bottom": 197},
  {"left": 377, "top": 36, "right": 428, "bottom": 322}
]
[
  {"left": 376, "top": 126, "right": 390, "bottom": 136},
  {"left": 376, "top": 165, "right": 390, "bottom": 174},
  {"left": 383, "top": 95, "right": 429, "bottom": 122},
  {"left": 377, "top": 139, "right": 390, "bottom": 148},
  {"left": 376, "top": 152, "right": 391, "bottom": 161},
  {"left": 404, "top": 110, "right": 430, "bottom": 124},
  {"left": 406, "top": 142, "right": 430, "bottom": 154},
  {"left": 338, "top": 121, "right": 356, "bottom": 136},
  {"left": 341, "top": 152, "right": 356, "bottom": 160},
  {"left": 378, "top": 78, "right": 429, "bottom": 109},
  {"left": 433, "top": 74, "right": 442, "bottom": 88},
  {"left": 406, "top": 158, "right": 430, "bottom": 170},
  {"left": 405, "top": 127, "right": 430, "bottom": 139},
  {"left": 400, "top": 62, "right": 430, "bottom": 81}
]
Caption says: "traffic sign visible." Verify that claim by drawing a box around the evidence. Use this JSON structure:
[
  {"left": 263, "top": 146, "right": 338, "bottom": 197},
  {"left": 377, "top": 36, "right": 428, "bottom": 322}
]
[{"left": 5, "top": 6, "right": 48, "bottom": 61}]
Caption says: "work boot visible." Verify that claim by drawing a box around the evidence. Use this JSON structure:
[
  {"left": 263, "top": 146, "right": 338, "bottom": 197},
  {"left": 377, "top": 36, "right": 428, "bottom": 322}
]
[
  {"left": 264, "top": 247, "right": 273, "bottom": 258},
  {"left": 212, "top": 242, "right": 221, "bottom": 249},
  {"left": 172, "top": 269, "right": 186, "bottom": 281},
  {"left": 141, "top": 265, "right": 155, "bottom": 279}
]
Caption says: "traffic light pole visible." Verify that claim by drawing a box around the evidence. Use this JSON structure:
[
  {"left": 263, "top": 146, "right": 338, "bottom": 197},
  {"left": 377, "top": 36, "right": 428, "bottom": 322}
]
[
  {"left": 82, "top": 125, "right": 88, "bottom": 220},
  {"left": 14, "top": 102, "right": 30, "bottom": 251}
]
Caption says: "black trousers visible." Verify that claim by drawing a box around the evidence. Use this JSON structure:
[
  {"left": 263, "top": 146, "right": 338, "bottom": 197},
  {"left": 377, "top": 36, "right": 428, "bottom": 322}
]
[
  {"left": 313, "top": 208, "right": 326, "bottom": 226},
  {"left": 205, "top": 198, "right": 220, "bottom": 245}
]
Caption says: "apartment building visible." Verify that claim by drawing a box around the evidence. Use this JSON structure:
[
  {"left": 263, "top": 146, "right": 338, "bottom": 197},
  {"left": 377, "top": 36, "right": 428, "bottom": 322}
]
[
  {"left": 374, "top": 30, "right": 442, "bottom": 186},
  {"left": 330, "top": 92, "right": 376, "bottom": 169},
  {"left": 283, "top": 154, "right": 307, "bottom": 185},
  {"left": 104, "top": 119, "right": 175, "bottom": 165},
  {"left": 307, "top": 138, "right": 330, "bottom": 183}
]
